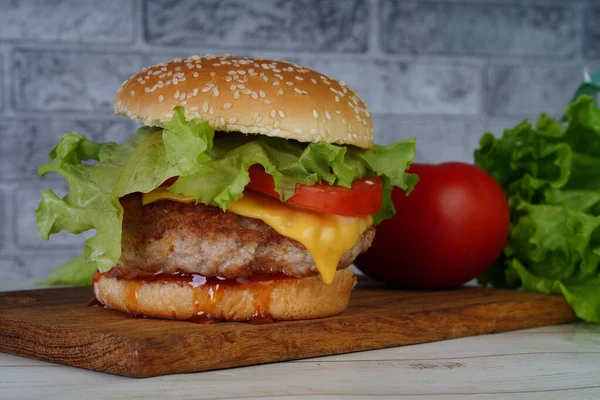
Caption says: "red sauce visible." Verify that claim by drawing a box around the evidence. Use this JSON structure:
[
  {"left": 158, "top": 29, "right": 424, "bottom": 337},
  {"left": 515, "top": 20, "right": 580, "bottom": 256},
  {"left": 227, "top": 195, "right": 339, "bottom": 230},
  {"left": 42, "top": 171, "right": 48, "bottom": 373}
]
[
  {"left": 96, "top": 269, "right": 295, "bottom": 323},
  {"left": 87, "top": 296, "right": 104, "bottom": 308}
]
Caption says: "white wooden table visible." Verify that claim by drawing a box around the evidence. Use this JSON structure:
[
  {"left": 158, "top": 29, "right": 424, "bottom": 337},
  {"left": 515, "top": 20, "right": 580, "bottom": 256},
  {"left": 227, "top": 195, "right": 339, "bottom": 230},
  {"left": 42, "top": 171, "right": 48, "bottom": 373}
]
[{"left": 1, "top": 282, "right": 599, "bottom": 400}]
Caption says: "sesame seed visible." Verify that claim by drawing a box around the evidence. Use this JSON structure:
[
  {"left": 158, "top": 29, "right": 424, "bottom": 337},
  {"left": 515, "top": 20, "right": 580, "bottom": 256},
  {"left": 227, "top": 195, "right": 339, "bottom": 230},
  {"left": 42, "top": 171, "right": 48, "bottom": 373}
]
[
  {"left": 130, "top": 90, "right": 135, "bottom": 96},
  {"left": 277, "top": 89, "right": 284, "bottom": 95},
  {"left": 365, "top": 109, "right": 370, "bottom": 117},
  {"left": 202, "top": 103, "right": 209, "bottom": 113},
  {"left": 336, "top": 110, "right": 341, "bottom": 114},
  {"left": 294, "top": 128, "right": 303, "bottom": 134},
  {"left": 335, "top": 96, "right": 340, "bottom": 102},
  {"left": 264, "top": 99, "right": 272, "bottom": 104},
  {"left": 272, "top": 80, "right": 280, "bottom": 86},
  {"left": 273, "top": 128, "right": 281, "bottom": 135},
  {"left": 186, "top": 92, "right": 193, "bottom": 99},
  {"left": 233, "top": 90, "right": 240, "bottom": 99},
  {"left": 157, "top": 81, "right": 164, "bottom": 88},
  {"left": 210, "top": 71, "right": 216, "bottom": 77},
  {"left": 278, "top": 110, "right": 285, "bottom": 118},
  {"left": 225, "top": 76, "right": 232, "bottom": 82},
  {"left": 159, "top": 73, "right": 166, "bottom": 79},
  {"left": 237, "top": 70, "right": 246, "bottom": 75},
  {"left": 175, "top": 67, "right": 181, "bottom": 71},
  {"left": 186, "top": 63, "right": 194, "bottom": 69},
  {"left": 202, "top": 86, "right": 212, "bottom": 93},
  {"left": 258, "top": 90, "right": 265, "bottom": 98},
  {"left": 223, "top": 103, "right": 232, "bottom": 109},
  {"left": 310, "top": 128, "right": 317, "bottom": 135},
  {"left": 312, "top": 110, "right": 319, "bottom": 119},
  {"left": 262, "top": 76, "right": 268, "bottom": 82},
  {"left": 286, "top": 81, "right": 294, "bottom": 86},
  {"left": 174, "top": 90, "right": 180, "bottom": 99},
  {"left": 295, "top": 76, "right": 303, "bottom": 81},
  {"left": 190, "top": 106, "right": 199, "bottom": 111},
  {"left": 355, "top": 115, "right": 361, "bottom": 122},
  {"left": 213, "top": 88, "right": 220, "bottom": 96},
  {"left": 219, "top": 117, "right": 226, "bottom": 125},
  {"left": 209, "top": 106, "right": 214, "bottom": 115},
  {"left": 228, "top": 70, "right": 237, "bottom": 75},
  {"left": 253, "top": 112, "right": 259, "bottom": 120},
  {"left": 251, "top": 91, "right": 258, "bottom": 99},
  {"left": 179, "top": 92, "right": 186, "bottom": 101},
  {"left": 242, "top": 89, "right": 252, "bottom": 95},
  {"left": 181, "top": 100, "right": 187, "bottom": 105},
  {"left": 274, "top": 120, "right": 280, "bottom": 128},
  {"left": 256, "top": 116, "right": 263, "bottom": 123},
  {"left": 172, "top": 78, "right": 179, "bottom": 85},
  {"left": 212, "top": 63, "right": 220, "bottom": 67},
  {"left": 230, "top": 83, "right": 236, "bottom": 90},
  {"left": 270, "top": 110, "right": 276, "bottom": 118},
  {"left": 325, "top": 111, "right": 331, "bottom": 120},
  {"left": 294, "top": 88, "right": 303, "bottom": 94},
  {"left": 195, "top": 64, "right": 202, "bottom": 68},
  {"left": 158, "top": 95, "right": 164, "bottom": 103},
  {"left": 311, "top": 78, "right": 317, "bottom": 84},
  {"left": 228, "top": 117, "right": 238, "bottom": 123},
  {"left": 193, "top": 88, "right": 199, "bottom": 96},
  {"left": 237, "top": 84, "right": 246, "bottom": 89},
  {"left": 193, "top": 72, "right": 199, "bottom": 78}
]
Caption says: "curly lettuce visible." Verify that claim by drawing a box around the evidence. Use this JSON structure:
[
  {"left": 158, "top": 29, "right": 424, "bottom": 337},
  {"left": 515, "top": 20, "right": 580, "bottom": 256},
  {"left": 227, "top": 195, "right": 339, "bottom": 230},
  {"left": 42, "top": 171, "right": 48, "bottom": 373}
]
[
  {"left": 36, "top": 107, "right": 417, "bottom": 285},
  {"left": 475, "top": 96, "right": 600, "bottom": 323}
]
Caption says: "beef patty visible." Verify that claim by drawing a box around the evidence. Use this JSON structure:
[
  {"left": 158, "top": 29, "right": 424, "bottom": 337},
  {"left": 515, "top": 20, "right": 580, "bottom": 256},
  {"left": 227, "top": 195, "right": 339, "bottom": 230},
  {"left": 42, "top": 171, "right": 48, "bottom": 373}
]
[{"left": 114, "top": 193, "right": 375, "bottom": 279}]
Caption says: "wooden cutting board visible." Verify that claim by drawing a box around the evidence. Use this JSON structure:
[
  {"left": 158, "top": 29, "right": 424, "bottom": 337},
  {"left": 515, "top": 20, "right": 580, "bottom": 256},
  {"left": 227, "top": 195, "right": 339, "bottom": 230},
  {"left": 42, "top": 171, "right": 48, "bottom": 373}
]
[{"left": 0, "top": 282, "right": 575, "bottom": 378}]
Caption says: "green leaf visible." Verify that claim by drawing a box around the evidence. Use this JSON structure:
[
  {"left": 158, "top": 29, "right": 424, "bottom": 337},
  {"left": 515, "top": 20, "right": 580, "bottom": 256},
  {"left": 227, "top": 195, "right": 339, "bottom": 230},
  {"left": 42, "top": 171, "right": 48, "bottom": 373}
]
[
  {"left": 474, "top": 96, "right": 600, "bottom": 323},
  {"left": 36, "top": 107, "right": 417, "bottom": 286},
  {"left": 37, "top": 254, "right": 98, "bottom": 287}
]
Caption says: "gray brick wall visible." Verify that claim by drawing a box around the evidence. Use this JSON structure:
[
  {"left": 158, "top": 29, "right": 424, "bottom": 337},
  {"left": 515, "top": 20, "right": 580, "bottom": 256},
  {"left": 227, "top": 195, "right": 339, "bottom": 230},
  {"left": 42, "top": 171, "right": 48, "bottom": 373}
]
[{"left": 0, "top": 0, "right": 595, "bottom": 281}]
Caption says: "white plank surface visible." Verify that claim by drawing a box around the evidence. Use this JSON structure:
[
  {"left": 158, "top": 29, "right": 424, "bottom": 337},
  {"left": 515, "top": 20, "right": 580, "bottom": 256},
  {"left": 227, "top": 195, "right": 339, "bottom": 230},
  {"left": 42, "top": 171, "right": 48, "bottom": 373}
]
[{"left": 0, "top": 283, "right": 599, "bottom": 400}]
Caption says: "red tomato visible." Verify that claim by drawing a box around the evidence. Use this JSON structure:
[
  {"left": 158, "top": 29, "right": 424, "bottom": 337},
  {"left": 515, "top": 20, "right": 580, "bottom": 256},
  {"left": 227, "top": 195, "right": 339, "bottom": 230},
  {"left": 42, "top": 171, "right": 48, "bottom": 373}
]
[
  {"left": 247, "top": 165, "right": 383, "bottom": 216},
  {"left": 354, "top": 162, "right": 510, "bottom": 289}
]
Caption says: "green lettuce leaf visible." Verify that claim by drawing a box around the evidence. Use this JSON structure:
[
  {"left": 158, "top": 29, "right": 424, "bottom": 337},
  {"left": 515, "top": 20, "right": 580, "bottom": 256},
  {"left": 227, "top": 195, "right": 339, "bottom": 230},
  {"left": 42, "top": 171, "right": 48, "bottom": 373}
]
[
  {"left": 474, "top": 96, "right": 600, "bottom": 323},
  {"left": 37, "top": 254, "right": 98, "bottom": 287},
  {"left": 36, "top": 107, "right": 417, "bottom": 285}
]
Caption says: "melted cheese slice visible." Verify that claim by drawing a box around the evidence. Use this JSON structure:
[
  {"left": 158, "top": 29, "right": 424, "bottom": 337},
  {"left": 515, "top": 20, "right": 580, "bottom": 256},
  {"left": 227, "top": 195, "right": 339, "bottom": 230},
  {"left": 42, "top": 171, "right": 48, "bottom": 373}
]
[{"left": 142, "top": 189, "right": 373, "bottom": 284}]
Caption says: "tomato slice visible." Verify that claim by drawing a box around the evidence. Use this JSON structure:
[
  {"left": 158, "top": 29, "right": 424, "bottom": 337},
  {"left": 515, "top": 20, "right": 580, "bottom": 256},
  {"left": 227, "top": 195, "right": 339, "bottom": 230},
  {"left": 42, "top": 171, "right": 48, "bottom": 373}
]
[
  {"left": 159, "top": 167, "right": 383, "bottom": 216},
  {"left": 160, "top": 177, "right": 179, "bottom": 187},
  {"left": 247, "top": 165, "right": 382, "bottom": 216}
]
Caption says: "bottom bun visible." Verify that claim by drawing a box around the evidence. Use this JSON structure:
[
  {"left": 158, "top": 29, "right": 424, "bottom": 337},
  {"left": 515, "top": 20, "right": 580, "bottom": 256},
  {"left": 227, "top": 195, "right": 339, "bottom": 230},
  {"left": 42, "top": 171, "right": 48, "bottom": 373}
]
[{"left": 93, "top": 268, "right": 356, "bottom": 321}]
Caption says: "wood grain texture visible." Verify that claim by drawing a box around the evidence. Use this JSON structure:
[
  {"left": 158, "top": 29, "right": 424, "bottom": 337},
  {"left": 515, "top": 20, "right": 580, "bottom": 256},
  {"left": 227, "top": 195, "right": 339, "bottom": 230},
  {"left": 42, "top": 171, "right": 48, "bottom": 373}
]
[{"left": 0, "top": 285, "right": 575, "bottom": 378}]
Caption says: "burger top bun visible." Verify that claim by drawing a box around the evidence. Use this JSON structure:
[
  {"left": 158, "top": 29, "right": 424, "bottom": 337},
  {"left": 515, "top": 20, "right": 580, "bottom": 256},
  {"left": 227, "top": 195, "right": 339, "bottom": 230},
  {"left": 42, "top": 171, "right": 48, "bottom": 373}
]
[{"left": 115, "top": 54, "right": 373, "bottom": 149}]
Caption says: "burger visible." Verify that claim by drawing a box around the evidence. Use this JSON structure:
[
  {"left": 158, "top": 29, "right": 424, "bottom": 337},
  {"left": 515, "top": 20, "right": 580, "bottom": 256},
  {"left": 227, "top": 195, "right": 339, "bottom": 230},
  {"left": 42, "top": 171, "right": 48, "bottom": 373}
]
[{"left": 36, "top": 55, "right": 417, "bottom": 322}]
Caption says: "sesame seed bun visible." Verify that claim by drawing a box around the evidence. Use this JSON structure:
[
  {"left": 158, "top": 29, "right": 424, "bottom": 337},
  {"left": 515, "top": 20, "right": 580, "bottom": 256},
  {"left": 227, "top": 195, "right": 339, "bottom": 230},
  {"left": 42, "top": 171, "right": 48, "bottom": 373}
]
[
  {"left": 114, "top": 54, "right": 373, "bottom": 149},
  {"left": 93, "top": 268, "right": 356, "bottom": 321}
]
